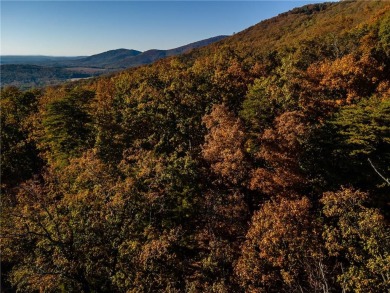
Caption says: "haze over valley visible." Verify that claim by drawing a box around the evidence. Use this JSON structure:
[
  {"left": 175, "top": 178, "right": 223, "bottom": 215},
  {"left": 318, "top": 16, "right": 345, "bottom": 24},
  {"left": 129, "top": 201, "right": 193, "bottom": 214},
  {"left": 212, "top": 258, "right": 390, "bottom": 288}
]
[{"left": 1, "top": 36, "right": 227, "bottom": 88}]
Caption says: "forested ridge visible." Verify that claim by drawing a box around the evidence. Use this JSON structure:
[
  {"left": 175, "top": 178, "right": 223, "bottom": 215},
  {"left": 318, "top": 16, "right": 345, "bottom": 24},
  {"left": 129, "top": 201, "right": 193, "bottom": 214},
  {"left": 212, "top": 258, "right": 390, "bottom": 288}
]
[
  {"left": 0, "top": 36, "right": 228, "bottom": 89},
  {"left": 1, "top": 1, "right": 390, "bottom": 292}
]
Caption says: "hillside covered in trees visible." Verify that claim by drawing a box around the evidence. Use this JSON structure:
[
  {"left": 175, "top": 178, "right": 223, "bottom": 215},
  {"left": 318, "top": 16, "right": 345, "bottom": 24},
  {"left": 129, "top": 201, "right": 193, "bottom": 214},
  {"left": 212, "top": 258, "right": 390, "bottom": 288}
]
[
  {"left": 0, "top": 36, "right": 228, "bottom": 89},
  {"left": 1, "top": 1, "right": 389, "bottom": 292}
]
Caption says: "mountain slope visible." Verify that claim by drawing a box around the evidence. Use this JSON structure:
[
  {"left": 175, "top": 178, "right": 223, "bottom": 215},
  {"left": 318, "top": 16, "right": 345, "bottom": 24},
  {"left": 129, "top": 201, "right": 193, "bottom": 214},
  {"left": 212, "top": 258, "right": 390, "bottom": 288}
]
[
  {"left": 187, "top": 1, "right": 389, "bottom": 63},
  {"left": 74, "top": 49, "right": 142, "bottom": 67},
  {"left": 112, "top": 35, "right": 228, "bottom": 68},
  {"left": 2, "top": 1, "right": 389, "bottom": 293}
]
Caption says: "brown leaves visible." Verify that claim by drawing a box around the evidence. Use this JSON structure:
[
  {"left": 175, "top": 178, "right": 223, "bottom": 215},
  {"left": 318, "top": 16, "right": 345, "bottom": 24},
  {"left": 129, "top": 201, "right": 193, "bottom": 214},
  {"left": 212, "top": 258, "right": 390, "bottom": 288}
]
[
  {"left": 249, "top": 111, "right": 308, "bottom": 197},
  {"left": 236, "top": 197, "right": 323, "bottom": 292},
  {"left": 202, "top": 104, "right": 248, "bottom": 185},
  {"left": 301, "top": 51, "right": 385, "bottom": 117},
  {"left": 3, "top": 2, "right": 390, "bottom": 292}
]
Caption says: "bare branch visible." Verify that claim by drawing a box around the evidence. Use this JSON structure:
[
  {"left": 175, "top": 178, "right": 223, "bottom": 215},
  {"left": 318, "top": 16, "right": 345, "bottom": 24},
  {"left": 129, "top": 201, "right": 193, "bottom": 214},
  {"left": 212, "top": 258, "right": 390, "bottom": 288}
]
[{"left": 368, "top": 158, "right": 390, "bottom": 185}]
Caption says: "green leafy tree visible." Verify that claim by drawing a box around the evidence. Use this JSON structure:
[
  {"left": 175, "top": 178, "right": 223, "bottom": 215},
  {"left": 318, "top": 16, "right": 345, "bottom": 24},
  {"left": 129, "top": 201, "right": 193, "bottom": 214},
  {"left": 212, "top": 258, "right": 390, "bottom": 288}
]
[
  {"left": 0, "top": 87, "right": 42, "bottom": 189},
  {"left": 240, "top": 56, "right": 302, "bottom": 135},
  {"left": 321, "top": 188, "right": 390, "bottom": 292},
  {"left": 41, "top": 88, "right": 95, "bottom": 166}
]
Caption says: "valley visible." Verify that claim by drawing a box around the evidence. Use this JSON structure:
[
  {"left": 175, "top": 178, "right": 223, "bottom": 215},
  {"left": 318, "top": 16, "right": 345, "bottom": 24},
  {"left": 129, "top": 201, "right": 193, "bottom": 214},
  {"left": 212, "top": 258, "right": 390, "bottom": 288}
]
[{"left": 0, "top": 35, "right": 227, "bottom": 88}]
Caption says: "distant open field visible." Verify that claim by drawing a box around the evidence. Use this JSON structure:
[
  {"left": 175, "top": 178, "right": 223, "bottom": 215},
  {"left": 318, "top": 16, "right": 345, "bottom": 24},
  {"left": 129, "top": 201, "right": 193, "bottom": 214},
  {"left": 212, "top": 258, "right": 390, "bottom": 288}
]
[{"left": 64, "top": 67, "right": 108, "bottom": 74}]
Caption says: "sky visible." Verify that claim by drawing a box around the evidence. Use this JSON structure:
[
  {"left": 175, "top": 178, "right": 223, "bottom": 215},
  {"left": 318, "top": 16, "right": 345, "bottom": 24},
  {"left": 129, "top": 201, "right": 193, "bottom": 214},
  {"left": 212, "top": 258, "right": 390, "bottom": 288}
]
[{"left": 1, "top": 1, "right": 328, "bottom": 56}]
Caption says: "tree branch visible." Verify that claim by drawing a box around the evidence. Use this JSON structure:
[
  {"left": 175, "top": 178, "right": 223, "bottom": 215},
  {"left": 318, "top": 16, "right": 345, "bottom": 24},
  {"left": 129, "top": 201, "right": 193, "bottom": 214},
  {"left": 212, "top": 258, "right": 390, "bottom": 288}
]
[{"left": 368, "top": 158, "right": 390, "bottom": 185}]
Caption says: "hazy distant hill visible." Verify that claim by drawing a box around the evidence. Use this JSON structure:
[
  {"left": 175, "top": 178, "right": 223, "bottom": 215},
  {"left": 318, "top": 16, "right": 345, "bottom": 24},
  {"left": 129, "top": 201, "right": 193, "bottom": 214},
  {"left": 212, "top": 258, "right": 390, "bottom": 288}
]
[
  {"left": 111, "top": 35, "right": 228, "bottom": 68},
  {"left": 0, "top": 56, "right": 84, "bottom": 65},
  {"left": 70, "top": 49, "right": 142, "bottom": 68},
  {"left": 0, "top": 35, "right": 228, "bottom": 88}
]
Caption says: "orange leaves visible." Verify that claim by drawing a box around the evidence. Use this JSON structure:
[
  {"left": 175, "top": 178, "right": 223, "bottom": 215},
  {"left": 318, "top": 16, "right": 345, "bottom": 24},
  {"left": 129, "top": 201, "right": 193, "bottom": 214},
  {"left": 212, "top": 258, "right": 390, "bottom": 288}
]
[
  {"left": 202, "top": 104, "right": 248, "bottom": 185},
  {"left": 138, "top": 228, "right": 179, "bottom": 270},
  {"left": 263, "top": 111, "right": 307, "bottom": 154},
  {"left": 304, "top": 52, "right": 384, "bottom": 108},
  {"left": 236, "top": 197, "right": 322, "bottom": 292},
  {"left": 3, "top": 2, "right": 390, "bottom": 292},
  {"left": 249, "top": 111, "right": 308, "bottom": 197}
]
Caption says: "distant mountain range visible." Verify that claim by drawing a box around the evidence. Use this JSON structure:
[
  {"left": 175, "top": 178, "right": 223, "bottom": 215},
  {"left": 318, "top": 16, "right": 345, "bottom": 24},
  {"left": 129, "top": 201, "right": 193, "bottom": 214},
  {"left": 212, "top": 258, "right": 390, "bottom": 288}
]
[
  {"left": 108, "top": 35, "right": 228, "bottom": 68},
  {"left": 63, "top": 49, "right": 143, "bottom": 68},
  {"left": 70, "top": 35, "right": 228, "bottom": 69},
  {"left": 0, "top": 55, "right": 85, "bottom": 65},
  {"left": 0, "top": 35, "right": 228, "bottom": 88}
]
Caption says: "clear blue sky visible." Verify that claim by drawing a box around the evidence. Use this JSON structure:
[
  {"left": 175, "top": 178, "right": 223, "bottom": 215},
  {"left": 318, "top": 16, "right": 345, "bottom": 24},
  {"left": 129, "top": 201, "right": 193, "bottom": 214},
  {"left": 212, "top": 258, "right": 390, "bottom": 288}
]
[{"left": 1, "top": 1, "right": 327, "bottom": 56}]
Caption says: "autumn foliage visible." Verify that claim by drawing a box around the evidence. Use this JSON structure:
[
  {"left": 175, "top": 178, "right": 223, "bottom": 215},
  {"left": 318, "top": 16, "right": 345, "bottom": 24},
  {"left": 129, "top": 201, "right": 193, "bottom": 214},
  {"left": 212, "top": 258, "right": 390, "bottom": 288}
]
[{"left": 1, "top": 1, "right": 390, "bottom": 292}]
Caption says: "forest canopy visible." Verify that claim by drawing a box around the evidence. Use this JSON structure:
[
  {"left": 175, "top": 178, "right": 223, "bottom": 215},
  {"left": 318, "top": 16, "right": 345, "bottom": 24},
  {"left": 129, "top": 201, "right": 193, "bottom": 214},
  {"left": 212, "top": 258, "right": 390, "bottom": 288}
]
[{"left": 1, "top": 1, "right": 389, "bottom": 292}]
